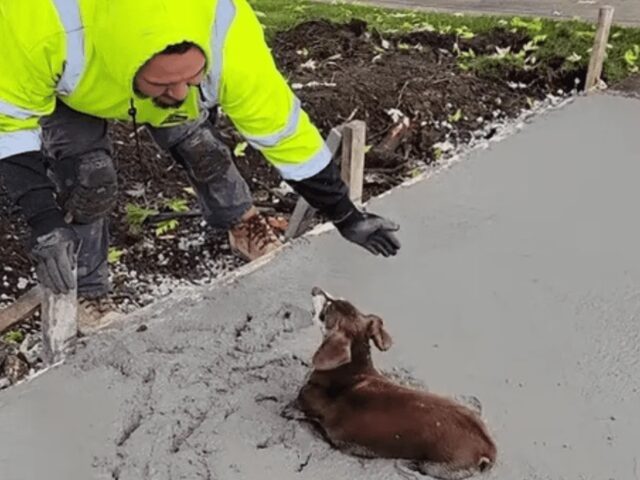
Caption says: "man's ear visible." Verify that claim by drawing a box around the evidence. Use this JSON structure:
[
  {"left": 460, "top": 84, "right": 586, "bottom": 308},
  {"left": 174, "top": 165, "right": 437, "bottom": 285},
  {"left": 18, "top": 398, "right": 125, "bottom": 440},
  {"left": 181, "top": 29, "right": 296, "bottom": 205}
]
[
  {"left": 368, "top": 315, "right": 393, "bottom": 351},
  {"left": 312, "top": 330, "right": 352, "bottom": 371}
]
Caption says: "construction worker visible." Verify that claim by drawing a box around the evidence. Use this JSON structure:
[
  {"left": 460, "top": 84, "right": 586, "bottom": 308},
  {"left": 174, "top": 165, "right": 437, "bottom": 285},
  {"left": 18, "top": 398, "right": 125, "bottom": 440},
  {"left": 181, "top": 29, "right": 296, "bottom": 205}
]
[{"left": 0, "top": 0, "right": 401, "bottom": 329}]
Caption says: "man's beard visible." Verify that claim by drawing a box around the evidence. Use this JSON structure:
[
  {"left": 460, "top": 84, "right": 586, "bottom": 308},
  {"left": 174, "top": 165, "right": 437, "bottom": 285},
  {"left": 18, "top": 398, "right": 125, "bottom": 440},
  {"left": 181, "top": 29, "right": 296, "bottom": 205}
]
[
  {"left": 153, "top": 97, "right": 186, "bottom": 109},
  {"left": 132, "top": 86, "right": 185, "bottom": 109}
]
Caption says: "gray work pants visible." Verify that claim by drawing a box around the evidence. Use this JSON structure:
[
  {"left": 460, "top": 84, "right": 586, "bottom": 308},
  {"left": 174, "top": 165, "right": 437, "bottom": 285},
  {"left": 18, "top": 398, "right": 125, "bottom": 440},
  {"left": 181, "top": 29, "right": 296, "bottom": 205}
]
[{"left": 39, "top": 101, "right": 253, "bottom": 298}]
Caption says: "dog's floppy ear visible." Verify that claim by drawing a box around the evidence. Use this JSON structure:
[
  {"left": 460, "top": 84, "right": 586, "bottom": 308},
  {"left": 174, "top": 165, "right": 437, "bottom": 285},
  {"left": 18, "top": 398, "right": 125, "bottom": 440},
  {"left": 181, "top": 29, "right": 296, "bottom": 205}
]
[
  {"left": 368, "top": 315, "right": 393, "bottom": 351},
  {"left": 312, "top": 330, "right": 352, "bottom": 370}
]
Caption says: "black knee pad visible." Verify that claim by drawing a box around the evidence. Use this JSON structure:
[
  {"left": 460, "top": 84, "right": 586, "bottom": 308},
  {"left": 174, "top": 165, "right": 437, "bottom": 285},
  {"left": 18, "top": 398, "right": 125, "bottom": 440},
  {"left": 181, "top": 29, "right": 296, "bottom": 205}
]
[
  {"left": 62, "top": 150, "right": 118, "bottom": 224},
  {"left": 170, "top": 125, "right": 233, "bottom": 183}
]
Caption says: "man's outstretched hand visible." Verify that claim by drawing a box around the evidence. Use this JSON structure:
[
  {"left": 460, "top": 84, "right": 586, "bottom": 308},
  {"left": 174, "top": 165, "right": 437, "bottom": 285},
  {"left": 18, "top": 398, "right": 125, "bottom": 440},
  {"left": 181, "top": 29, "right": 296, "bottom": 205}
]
[{"left": 335, "top": 210, "right": 401, "bottom": 257}]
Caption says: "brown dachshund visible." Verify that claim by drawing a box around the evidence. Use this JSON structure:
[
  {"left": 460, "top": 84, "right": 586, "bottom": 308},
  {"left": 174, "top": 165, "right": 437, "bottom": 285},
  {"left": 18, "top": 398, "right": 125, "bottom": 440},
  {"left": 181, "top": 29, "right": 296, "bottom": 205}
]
[{"left": 288, "top": 287, "right": 497, "bottom": 479}]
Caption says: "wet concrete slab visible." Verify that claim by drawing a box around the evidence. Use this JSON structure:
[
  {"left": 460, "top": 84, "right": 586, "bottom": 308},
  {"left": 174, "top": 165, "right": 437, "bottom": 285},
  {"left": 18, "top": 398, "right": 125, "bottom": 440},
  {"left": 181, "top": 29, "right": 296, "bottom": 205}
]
[{"left": 1, "top": 92, "right": 639, "bottom": 479}]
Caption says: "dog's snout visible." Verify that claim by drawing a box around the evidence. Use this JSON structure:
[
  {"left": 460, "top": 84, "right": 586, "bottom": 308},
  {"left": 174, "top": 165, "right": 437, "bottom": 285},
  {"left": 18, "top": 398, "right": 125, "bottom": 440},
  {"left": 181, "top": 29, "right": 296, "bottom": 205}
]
[{"left": 311, "top": 288, "right": 329, "bottom": 327}]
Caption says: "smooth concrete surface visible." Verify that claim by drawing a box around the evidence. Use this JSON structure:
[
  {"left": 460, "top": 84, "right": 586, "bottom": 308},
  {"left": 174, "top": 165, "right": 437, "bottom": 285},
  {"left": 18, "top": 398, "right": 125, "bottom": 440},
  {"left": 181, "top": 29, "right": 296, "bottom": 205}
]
[
  {"left": 1, "top": 93, "right": 640, "bottom": 479},
  {"left": 325, "top": 0, "right": 640, "bottom": 26}
]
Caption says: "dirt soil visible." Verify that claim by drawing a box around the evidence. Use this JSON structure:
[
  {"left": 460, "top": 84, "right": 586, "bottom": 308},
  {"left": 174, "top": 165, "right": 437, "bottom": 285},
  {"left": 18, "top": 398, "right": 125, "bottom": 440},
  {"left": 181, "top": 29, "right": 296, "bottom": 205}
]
[{"left": 0, "top": 19, "right": 584, "bottom": 387}]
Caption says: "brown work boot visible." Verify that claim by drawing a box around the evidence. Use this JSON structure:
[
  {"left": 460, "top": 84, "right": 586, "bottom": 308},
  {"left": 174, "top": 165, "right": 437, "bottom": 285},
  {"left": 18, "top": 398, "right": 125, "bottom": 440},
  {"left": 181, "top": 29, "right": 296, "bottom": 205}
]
[
  {"left": 228, "top": 207, "right": 283, "bottom": 262},
  {"left": 77, "top": 295, "right": 122, "bottom": 335}
]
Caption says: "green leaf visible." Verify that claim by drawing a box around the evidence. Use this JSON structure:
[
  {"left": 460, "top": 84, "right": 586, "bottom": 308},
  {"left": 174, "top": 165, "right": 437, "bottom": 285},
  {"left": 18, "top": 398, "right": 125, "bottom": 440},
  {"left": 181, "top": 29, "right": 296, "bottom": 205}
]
[
  {"left": 419, "top": 22, "right": 436, "bottom": 32},
  {"left": 448, "top": 109, "right": 463, "bottom": 123},
  {"left": 155, "top": 219, "right": 179, "bottom": 237},
  {"left": 623, "top": 45, "right": 640, "bottom": 67},
  {"left": 454, "top": 26, "right": 475, "bottom": 39},
  {"left": 126, "top": 203, "right": 159, "bottom": 227},
  {"left": 3, "top": 330, "right": 24, "bottom": 344},
  {"left": 165, "top": 198, "right": 189, "bottom": 213},
  {"left": 566, "top": 52, "right": 582, "bottom": 63},
  {"left": 234, "top": 142, "right": 248, "bottom": 157},
  {"left": 532, "top": 34, "right": 548, "bottom": 44},
  {"left": 510, "top": 16, "right": 542, "bottom": 33},
  {"left": 574, "top": 30, "right": 595, "bottom": 40},
  {"left": 108, "top": 247, "right": 125, "bottom": 264}
]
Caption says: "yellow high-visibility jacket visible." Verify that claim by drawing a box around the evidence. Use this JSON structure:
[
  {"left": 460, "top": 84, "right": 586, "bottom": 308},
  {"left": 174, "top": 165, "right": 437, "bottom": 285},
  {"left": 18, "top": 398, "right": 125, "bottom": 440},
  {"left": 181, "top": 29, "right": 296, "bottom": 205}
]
[{"left": 0, "top": 0, "right": 330, "bottom": 181}]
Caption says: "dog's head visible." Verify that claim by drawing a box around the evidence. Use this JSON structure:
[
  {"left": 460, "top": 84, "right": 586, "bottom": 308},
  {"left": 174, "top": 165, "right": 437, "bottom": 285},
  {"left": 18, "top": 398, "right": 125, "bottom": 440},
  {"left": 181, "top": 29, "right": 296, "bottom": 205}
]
[{"left": 310, "top": 287, "right": 393, "bottom": 371}]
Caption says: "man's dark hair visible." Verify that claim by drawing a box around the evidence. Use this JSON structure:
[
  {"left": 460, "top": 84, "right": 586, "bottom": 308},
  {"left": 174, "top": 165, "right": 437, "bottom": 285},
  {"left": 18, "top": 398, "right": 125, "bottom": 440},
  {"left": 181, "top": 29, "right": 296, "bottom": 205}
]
[{"left": 160, "top": 41, "right": 201, "bottom": 55}]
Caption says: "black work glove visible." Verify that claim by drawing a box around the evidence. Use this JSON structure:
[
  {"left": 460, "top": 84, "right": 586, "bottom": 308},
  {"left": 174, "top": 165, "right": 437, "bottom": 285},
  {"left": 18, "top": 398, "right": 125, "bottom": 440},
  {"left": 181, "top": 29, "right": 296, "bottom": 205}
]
[
  {"left": 334, "top": 209, "right": 401, "bottom": 257},
  {"left": 29, "top": 226, "right": 80, "bottom": 294},
  {"left": 0, "top": 150, "right": 80, "bottom": 293}
]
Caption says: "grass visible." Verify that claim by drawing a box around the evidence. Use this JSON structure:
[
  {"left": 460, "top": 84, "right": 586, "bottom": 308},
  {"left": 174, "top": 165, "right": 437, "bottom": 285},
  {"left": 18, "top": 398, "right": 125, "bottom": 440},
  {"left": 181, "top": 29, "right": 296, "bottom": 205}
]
[{"left": 249, "top": 0, "right": 640, "bottom": 83}]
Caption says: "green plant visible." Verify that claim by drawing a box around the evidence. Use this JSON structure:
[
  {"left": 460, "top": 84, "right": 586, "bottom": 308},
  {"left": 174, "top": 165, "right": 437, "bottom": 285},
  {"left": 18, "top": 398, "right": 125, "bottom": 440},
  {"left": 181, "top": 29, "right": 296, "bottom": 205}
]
[
  {"left": 454, "top": 25, "right": 475, "bottom": 39},
  {"left": 3, "top": 330, "right": 24, "bottom": 344},
  {"left": 509, "top": 16, "right": 543, "bottom": 34},
  {"left": 183, "top": 186, "right": 197, "bottom": 197},
  {"left": 108, "top": 247, "right": 125, "bottom": 264},
  {"left": 164, "top": 197, "right": 189, "bottom": 213},
  {"left": 624, "top": 45, "right": 640, "bottom": 72},
  {"left": 448, "top": 109, "right": 463, "bottom": 123},
  {"left": 456, "top": 47, "right": 476, "bottom": 70},
  {"left": 566, "top": 52, "right": 583, "bottom": 63},
  {"left": 126, "top": 203, "right": 159, "bottom": 235},
  {"left": 155, "top": 219, "right": 179, "bottom": 237},
  {"left": 154, "top": 197, "right": 191, "bottom": 237},
  {"left": 234, "top": 142, "right": 248, "bottom": 157}
]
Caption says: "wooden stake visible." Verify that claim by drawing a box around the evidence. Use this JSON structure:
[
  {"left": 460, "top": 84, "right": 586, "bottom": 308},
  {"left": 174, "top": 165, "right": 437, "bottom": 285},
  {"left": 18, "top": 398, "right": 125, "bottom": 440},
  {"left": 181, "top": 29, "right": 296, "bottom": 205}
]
[
  {"left": 0, "top": 286, "right": 42, "bottom": 333},
  {"left": 284, "top": 126, "right": 344, "bottom": 240},
  {"left": 284, "top": 196, "right": 316, "bottom": 241},
  {"left": 341, "top": 120, "right": 366, "bottom": 205},
  {"left": 40, "top": 270, "right": 78, "bottom": 366},
  {"left": 585, "top": 6, "right": 615, "bottom": 93}
]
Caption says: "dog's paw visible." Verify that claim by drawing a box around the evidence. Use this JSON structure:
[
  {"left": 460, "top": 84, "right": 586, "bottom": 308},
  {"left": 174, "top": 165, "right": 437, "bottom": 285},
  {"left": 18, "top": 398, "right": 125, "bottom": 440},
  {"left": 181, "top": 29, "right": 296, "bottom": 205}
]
[{"left": 280, "top": 400, "right": 308, "bottom": 421}]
